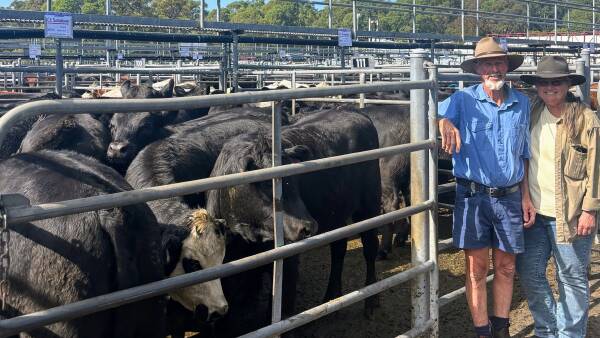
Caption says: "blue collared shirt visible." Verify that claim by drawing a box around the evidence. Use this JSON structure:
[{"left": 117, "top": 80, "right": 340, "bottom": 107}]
[{"left": 438, "top": 84, "right": 530, "bottom": 188}]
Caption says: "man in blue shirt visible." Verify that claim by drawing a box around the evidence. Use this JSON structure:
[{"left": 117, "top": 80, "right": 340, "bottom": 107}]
[{"left": 438, "top": 37, "right": 536, "bottom": 338}]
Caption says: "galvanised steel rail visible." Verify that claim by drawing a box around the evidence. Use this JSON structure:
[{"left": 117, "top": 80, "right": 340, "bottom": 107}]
[
  {"left": 0, "top": 70, "right": 439, "bottom": 337},
  {"left": 0, "top": 80, "right": 433, "bottom": 150},
  {"left": 0, "top": 201, "right": 433, "bottom": 337}
]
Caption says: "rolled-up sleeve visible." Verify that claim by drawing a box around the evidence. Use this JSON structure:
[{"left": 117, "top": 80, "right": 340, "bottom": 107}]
[
  {"left": 438, "top": 92, "right": 462, "bottom": 126},
  {"left": 583, "top": 126, "right": 600, "bottom": 211}
]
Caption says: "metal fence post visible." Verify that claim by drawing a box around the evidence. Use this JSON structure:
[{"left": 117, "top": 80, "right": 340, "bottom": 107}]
[
  {"left": 554, "top": 4, "right": 558, "bottom": 45},
  {"left": 426, "top": 62, "right": 439, "bottom": 338},
  {"left": 359, "top": 73, "right": 365, "bottom": 108},
  {"left": 576, "top": 57, "right": 590, "bottom": 104},
  {"left": 271, "top": 101, "right": 284, "bottom": 332},
  {"left": 232, "top": 32, "right": 240, "bottom": 91},
  {"left": 291, "top": 71, "right": 297, "bottom": 115},
  {"left": 55, "top": 40, "right": 63, "bottom": 97},
  {"left": 200, "top": 0, "right": 205, "bottom": 29},
  {"left": 409, "top": 49, "right": 430, "bottom": 331},
  {"left": 175, "top": 60, "right": 182, "bottom": 84},
  {"left": 583, "top": 48, "right": 591, "bottom": 105},
  {"left": 352, "top": 0, "right": 357, "bottom": 37},
  {"left": 328, "top": 0, "right": 333, "bottom": 29}
]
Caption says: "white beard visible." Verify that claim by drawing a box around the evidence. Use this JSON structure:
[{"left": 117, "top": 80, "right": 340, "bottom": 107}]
[{"left": 484, "top": 79, "right": 505, "bottom": 91}]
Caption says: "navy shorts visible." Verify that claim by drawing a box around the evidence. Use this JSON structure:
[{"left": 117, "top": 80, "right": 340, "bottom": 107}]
[{"left": 452, "top": 183, "right": 524, "bottom": 254}]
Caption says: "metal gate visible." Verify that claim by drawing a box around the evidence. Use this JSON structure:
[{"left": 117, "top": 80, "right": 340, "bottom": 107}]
[{"left": 0, "top": 50, "right": 439, "bottom": 338}]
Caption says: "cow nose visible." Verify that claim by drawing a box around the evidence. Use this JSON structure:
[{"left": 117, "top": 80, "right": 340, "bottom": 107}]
[
  {"left": 297, "top": 221, "right": 317, "bottom": 240},
  {"left": 107, "top": 142, "right": 128, "bottom": 157},
  {"left": 207, "top": 306, "right": 227, "bottom": 322}
]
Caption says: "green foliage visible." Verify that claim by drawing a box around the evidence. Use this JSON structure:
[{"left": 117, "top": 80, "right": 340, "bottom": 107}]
[{"left": 7, "top": 0, "right": 598, "bottom": 36}]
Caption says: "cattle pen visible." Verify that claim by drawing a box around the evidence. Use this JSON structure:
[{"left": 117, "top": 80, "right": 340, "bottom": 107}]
[
  {"left": 0, "top": 54, "right": 440, "bottom": 337},
  {"left": 1, "top": 1, "right": 600, "bottom": 337}
]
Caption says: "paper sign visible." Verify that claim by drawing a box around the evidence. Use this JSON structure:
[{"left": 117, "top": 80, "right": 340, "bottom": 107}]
[
  {"left": 44, "top": 13, "right": 73, "bottom": 39},
  {"left": 352, "top": 57, "right": 373, "bottom": 68},
  {"left": 279, "top": 49, "right": 286, "bottom": 58},
  {"left": 29, "top": 44, "right": 41, "bottom": 59},
  {"left": 117, "top": 53, "right": 123, "bottom": 60},
  {"left": 338, "top": 28, "right": 352, "bottom": 47},
  {"left": 590, "top": 43, "right": 596, "bottom": 53},
  {"left": 192, "top": 52, "right": 203, "bottom": 60},
  {"left": 134, "top": 59, "right": 145, "bottom": 67},
  {"left": 180, "top": 47, "right": 190, "bottom": 57}
]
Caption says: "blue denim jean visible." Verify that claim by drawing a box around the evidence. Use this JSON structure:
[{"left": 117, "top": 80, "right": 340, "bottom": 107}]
[{"left": 516, "top": 215, "right": 594, "bottom": 338}]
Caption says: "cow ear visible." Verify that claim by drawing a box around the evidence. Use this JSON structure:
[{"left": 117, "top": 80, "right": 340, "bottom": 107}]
[
  {"left": 161, "top": 79, "right": 175, "bottom": 98},
  {"left": 284, "top": 145, "right": 311, "bottom": 163},
  {"left": 120, "top": 80, "right": 132, "bottom": 96}
]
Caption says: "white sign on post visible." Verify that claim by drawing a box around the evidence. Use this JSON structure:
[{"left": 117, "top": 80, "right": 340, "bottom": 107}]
[
  {"left": 44, "top": 13, "right": 73, "bottom": 39},
  {"left": 29, "top": 44, "right": 41, "bottom": 59},
  {"left": 591, "top": 43, "right": 596, "bottom": 53},
  {"left": 338, "top": 28, "right": 352, "bottom": 47},
  {"left": 117, "top": 53, "right": 123, "bottom": 60}
]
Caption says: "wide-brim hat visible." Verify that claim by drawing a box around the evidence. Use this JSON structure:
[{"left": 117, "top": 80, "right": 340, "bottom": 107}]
[
  {"left": 460, "top": 37, "right": 524, "bottom": 74},
  {"left": 520, "top": 55, "right": 586, "bottom": 86}
]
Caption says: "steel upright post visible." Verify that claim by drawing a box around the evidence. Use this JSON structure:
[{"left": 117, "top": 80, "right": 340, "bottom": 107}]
[
  {"left": 527, "top": 3, "right": 530, "bottom": 39},
  {"left": 216, "top": 0, "right": 221, "bottom": 22},
  {"left": 232, "top": 32, "right": 239, "bottom": 91},
  {"left": 46, "top": 0, "right": 51, "bottom": 11},
  {"left": 352, "top": 0, "right": 357, "bottom": 37},
  {"left": 580, "top": 49, "right": 591, "bottom": 105},
  {"left": 461, "top": 0, "right": 465, "bottom": 41},
  {"left": 576, "top": 58, "right": 589, "bottom": 104},
  {"left": 328, "top": 0, "right": 333, "bottom": 29},
  {"left": 271, "top": 101, "right": 284, "bottom": 333},
  {"left": 410, "top": 49, "right": 430, "bottom": 331},
  {"left": 412, "top": 0, "right": 416, "bottom": 33},
  {"left": 426, "top": 62, "right": 439, "bottom": 338},
  {"left": 476, "top": 0, "right": 479, "bottom": 36},
  {"left": 200, "top": 0, "right": 205, "bottom": 29},
  {"left": 55, "top": 40, "right": 63, "bottom": 97},
  {"left": 359, "top": 72, "right": 365, "bottom": 108},
  {"left": 554, "top": 4, "right": 558, "bottom": 45}
]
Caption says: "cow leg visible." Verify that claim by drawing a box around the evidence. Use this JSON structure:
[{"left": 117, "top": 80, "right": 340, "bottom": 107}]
[
  {"left": 360, "top": 228, "right": 380, "bottom": 318},
  {"left": 324, "top": 239, "right": 347, "bottom": 302}
]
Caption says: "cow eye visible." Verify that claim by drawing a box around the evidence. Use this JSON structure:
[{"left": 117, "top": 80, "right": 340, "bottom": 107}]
[{"left": 182, "top": 258, "right": 203, "bottom": 273}]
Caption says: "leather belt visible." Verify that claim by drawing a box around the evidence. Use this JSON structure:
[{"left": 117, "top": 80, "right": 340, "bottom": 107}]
[{"left": 456, "top": 178, "right": 520, "bottom": 198}]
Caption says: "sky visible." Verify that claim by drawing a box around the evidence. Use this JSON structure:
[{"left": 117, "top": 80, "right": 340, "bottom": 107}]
[{"left": 0, "top": 0, "right": 238, "bottom": 10}]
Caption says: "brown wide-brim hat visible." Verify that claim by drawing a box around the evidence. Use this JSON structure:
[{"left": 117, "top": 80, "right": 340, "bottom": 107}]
[
  {"left": 460, "top": 37, "right": 524, "bottom": 74},
  {"left": 520, "top": 55, "right": 586, "bottom": 86}
]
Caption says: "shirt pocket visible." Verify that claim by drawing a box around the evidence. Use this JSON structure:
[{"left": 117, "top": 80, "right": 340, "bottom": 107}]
[
  {"left": 564, "top": 144, "right": 588, "bottom": 180},
  {"left": 467, "top": 120, "right": 492, "bottom": 144}
]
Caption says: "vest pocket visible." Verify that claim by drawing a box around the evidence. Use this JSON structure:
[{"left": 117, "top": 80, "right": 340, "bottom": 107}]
[{"left": 564, "top": 144, "right": 587, "bottom": 180}]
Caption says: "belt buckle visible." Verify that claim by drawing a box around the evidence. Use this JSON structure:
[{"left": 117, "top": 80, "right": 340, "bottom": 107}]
[
  {"left": 489, "top": 187, "right": 503, "bottom": 197},
  {"left": 469, "top": 182, "right": 477, "bottom": 195}
]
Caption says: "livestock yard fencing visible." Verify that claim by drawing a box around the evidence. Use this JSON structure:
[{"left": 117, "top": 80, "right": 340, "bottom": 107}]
[{"left": 0, "top": 50, "right": 434, "bottom": 337}]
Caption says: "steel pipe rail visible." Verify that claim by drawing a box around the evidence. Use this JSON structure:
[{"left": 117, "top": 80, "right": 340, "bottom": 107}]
[
  {"left": 296, "top": 98, "right": 411, "bottom": 105},
  {"left": 240, "top": 260, "right": 436, "bottom": 338},
  {"left": 0, "top": 201, "right": 433, "bottom": 337},
  {"left": 0, "top": 80, "right": 433, "bottom": 157},
  {"left": 4, "top": 140, "right": 433, "bottom": 224},
  {"left": 439, "top": 275, "right": 494, "bottom": 308}
]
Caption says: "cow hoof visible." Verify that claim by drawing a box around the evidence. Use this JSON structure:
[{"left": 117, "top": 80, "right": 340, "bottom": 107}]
[{"left": 376, "top": 249, "right": 389, "bottom": 260}]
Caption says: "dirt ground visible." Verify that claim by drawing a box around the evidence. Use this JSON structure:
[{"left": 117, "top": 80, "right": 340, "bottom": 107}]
[{"left": 288, "top": 213, "right": 600, "bottom": 338}]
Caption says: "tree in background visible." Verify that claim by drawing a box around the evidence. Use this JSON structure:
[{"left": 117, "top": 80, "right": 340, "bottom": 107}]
[{"left": 152, "top": 0, "right": 196, "bottom": 18}]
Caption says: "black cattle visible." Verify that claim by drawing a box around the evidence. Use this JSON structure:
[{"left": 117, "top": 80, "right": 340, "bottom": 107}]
[
  {"left": 0, "top": 92, "right": 62, "bottom": 160},
  {"left": 18, "top": 114, "right": 111, "bottom": 162},
  {"left": 125, "top": 113, "right": 306, "bottom": 337},
  {"left": 173, "top": 82, "right": 210, "bottom": 120},
  {"left": 106, "top": 79, "right": 175, "bottom": 171},
  {"left": 207, "top": 109, "right": 381, "bottom": 326},
  {"left": 0, "top": 150, "right": 165, "bottom": 338}
]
